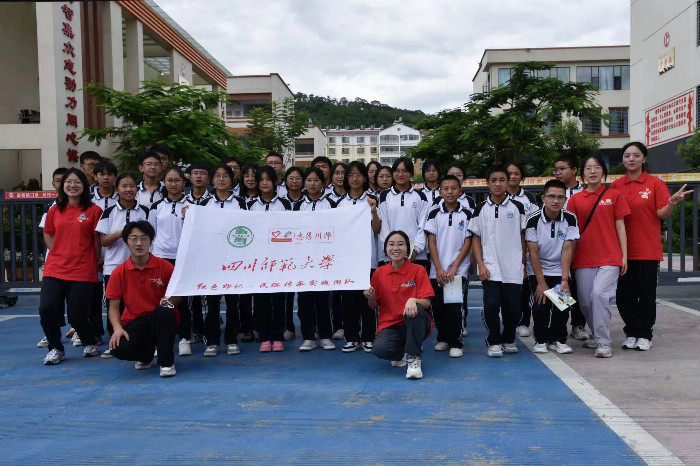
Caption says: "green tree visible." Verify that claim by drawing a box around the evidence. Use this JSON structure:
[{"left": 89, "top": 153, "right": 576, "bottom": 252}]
[
  {"left": 246, "top": 97, "right": 310, "bottom": 165},
  {"left": 81, "top": 80, "right": 259, "bottom": 171},
  {"left": 537, "top": 120, "right": 600, "bottom": 176},
  {"left": 410, "top": 62, "right": 604, "bottom": 176},
  {"left": 677, "top": 128, "right": 700, "bottom": 169}
]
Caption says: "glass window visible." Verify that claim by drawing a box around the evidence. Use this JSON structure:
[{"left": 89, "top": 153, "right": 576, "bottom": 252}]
[
  {"left": 328, "top": 137, "right": 336, "bottom": 144},
  {"left": 370, "top": 147, "right": 378, "bottom": 154},
  {"left": 356, "top": 136, "right": 365, "bottom": 143},
  {"left": 342, "top": 158, "right": 350, "bottom": 164},
  {"left": 400, "top": 134, "right": 408, "bottom": 141},
  {"left": 341, "top": 137, "right": 350, "bottom": 144},
  {"left": 609, "top": 108, "right": 629, "bottom": 135},
  {"left": 370, "top": 136, "right": 377, "bottom": 143},
  {"left": 371, "top": 157, "right": 378, "bottom": 162},
  {"left": 556, "top": 67, "right": 570, "bottom": 82},
  {"left": 599, "top": 66, "right": 614, "bottom": 90},
  {"left": 358, "top": 158, "right": 365, "bottom": 164},
  {"left": 498, "top": 68, "right": 512, "bottom": 86},
  {"left": 576, "top": 66, "right": 591, "bottom": 84},
  {"left": 328, "top": 148, "right": 336, "bottom": 155},
  {"left": 577, "top": 66, "right": 628, "bottom": 90},
  {"left": 581, "top": 111, "right": 601, "bottom": 135},
  {"left": 341, "top": 147, "right": 350, "bottom": 155},
  {"left": 408, "top": 134, "right": 419, "bottom": 140},
  {"left": 357, "top": 147, "right": 365, "bottom": 154}
]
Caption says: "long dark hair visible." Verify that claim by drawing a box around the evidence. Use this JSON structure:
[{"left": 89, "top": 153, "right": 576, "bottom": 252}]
[
  {"left": 239, "top": 164, "right": 259, "bottom": 198},
  {"left": 621, "top": 141, "right": 648, "bottom": 172},
  {"left": 57, "top": 168, "right": 92, "bottom": 212},
  {"left": 344, "top": 161, "right": 369, "bottom": 192},
  {"left": 581, "top": 154, "right": 608, "bottom": 182}
]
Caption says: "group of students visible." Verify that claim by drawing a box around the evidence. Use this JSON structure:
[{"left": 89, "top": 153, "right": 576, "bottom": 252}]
[{"left": 35, "top": 141, "right": 691, "bottom": 379}]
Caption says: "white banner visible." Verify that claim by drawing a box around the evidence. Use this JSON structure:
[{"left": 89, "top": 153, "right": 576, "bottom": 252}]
[{"left": 166, "top": 205, "right": 372, "bottom": 296}]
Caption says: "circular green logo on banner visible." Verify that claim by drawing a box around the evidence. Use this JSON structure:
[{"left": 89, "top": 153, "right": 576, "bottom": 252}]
[{"left": 228, "top": 226, "right": 254, "bottom": 248}]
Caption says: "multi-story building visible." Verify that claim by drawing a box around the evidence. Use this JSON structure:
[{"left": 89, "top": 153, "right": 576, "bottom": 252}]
[
  {"left": 326, "top": 127, "right": 380, "bottom": 165},
  {"left": 294, "top": 125, "right": 327, "bottom": 167},
  {"left": 225, "top": 73, "right": 294, "bottom": 136},
  {"left": 630, "top": 1, "right": 699, "bottom": 172},
  {"left": 378, "top": 122, "right": 421, "bottom": 166},
  {"left": 472, "top": 46, "right": 631, "bottom": 167},
  {"left": 0, "top": 0, "right": 230, "bottom": 190}
]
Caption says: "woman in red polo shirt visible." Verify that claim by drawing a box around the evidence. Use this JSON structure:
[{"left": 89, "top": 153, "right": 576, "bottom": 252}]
[
  {"left": 40, "top": 168, "right": 103, "bottom": 365},
  {"left": 610, "top": 142, "right": 693, "bottom": 351},
  {"left": 364, "top": 230, "right": 434, "bottom": 379},
  {"left": 567, "top": 155, "right": 630, "bottom": 359}
]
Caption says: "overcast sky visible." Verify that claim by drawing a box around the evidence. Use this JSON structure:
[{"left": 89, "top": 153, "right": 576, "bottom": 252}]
[{"left": 156, "top": 0, "right": 630, "bottom": 114}]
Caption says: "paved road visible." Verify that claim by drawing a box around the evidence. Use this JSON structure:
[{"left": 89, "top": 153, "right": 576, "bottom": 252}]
[{"left": 0, "top": 292, "right": 696, "bottom": 463}]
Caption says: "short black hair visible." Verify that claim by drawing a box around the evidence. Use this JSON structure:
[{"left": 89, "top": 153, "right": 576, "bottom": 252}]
[
  {"left": 139, "top": 150, "right": 161, "bottom": 165},
  {"left": 149, "top": 144, "right": 171, "bottom": 157},
  {"left": 122, "top": 221, "right": 155, "bottom": 244},
  {"left": 392, "top": 157, "right": 414, "bottom": 177},
  {"left": 52, "top": 167, "right": 69, "bottom": 179},
  {"left": 440, "top": 174, "right": 461, "bottom": 187},
  {"left": 265, "top": 151, "right": 284, "bottom": 162},
  {"left": 506, "top": 161, "right": 526, "bottom": 179},
  {"left": 163, "top": 166, "right": 186, "bottom": 181},
  {"left": 446, "top": 162, "right": 466, "bottom": 179},
  {"left": 211, "top": 164, "right": 235, "bottom": 183},
  {"left": 383, "top": 230, "right": 411, "bottom": 259},
  {"left": 311, "top": 156, "right": 332, "bottom": 168},
  {"left": 375, "top": 165, "right": 393, "bottom": 188},
  {"left": 223, "top": 156, "right": 243, "bottom": 168},
  {"left": 303, "top": 166, "right": 325, "bottom": 184},
  {"left": 256, "top": 165, "right": 278, "bottom": 187},
  {"left": 115, "top": 172, "right": 138, "bottom": 187},
  {"left": 421, "top": 159, "right": 440, "bottom": 180},
  {"left": 485, "top": 164, "right": 508, "bottom": 180},
  {"left": 188, "top": 162, "right": 210, "bottom": 174},
  {"left": 94, "top": 161, "right": 118, "bottom": 176},
  {"left": 555, "top": 154, "right": 578, "bottom": 173},
  {"left": 284, "top": 166, "right": 304, "bottom": 182},
  {"left": 79, "top": 151, "right": 101, "bottom": 164},
  {"left": 543, "top": 179, "right": 567, "bottom": 193},
  {"left": 581, "top": 154, "right": 608, "bottom": 180}
]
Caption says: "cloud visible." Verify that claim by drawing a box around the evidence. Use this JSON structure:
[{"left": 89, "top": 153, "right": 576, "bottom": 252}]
[{"left": 154, "top": 0, "right": 630, "bottom": 114}]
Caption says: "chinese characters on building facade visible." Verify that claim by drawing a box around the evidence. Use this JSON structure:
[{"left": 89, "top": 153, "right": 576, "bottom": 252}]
[{"left": 61, "top": 2, "right": 80, "bottom": 163}]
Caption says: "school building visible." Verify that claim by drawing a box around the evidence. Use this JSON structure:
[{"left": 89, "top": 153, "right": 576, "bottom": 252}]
[
  {"left": 0, "top": 0, "right": 231, "bottom": 190},
  {"left": 325, "top": 121, "right": 422, "bottom": 167}
]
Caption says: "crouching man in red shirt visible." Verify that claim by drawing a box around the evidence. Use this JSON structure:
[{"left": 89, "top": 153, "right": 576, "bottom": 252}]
[
  {"left": 364, "top": 230, "right": 434, "bottom": 379},
  {"left": 106, "top": 221, "right": 181, "bottom": 377}
]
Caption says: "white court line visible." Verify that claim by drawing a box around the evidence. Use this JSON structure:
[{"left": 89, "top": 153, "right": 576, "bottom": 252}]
[
  {"left": 0, "top": 315, "right": 37, "bottom": 322},
  {"left": 529, "top": 347, "right": 682, "bottom": 465},
  {"left": 657, "top": 299, "right": 700, "bottom": 317}
]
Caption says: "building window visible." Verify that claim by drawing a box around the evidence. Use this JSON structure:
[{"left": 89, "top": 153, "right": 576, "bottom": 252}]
[
  {"left": 400, "top": 134, "right": 408, "bottom": 141},
  {"left": 609, "top": 108, "right": 629, "bottom": 135},
  {"left": 329, "top": 148, "right": 336, "bottom": 155},
  {"left": 358, "top": 158, "right": 365, "bottom": 164},
  {"left": 498, "top": 68, "right": 512, "bottom": 86},
  {"left": 370, "top": 147, "right": 378, "bottom": 154},
  {"left": 342, "top": 136, "right": 350, "bottom": 144},
  {"left": 698, "top": 1, "right": 700, "bottom": 46},
  {"left": 408, "top": 134, "right": 419, "bottom": 141},
  {"left": 371, "top": 157, "right": 378, "bottom": 162},
  {"left": 576, "top": 66, "right": 629, "bottom": 90},
  {"left": 357, "top": 147, "right": 365, "bottom": 154},
  {"left": 342, "top": 158, "right": 350, "bottom": 164},
  {"left": 499, "top": 67, "right": 570, "bottom": 86},
  {"left": 580, "top": 111, "right": 601, "bottom": 135},
  {"left": 328, "top": 137, "right": 336, "bottom": 144},
  {"left": 341, "top": 147, "right": 350, "bottom": 155},
  {"left": 369, "top": 136, "right": 377, "bottom": 144},
  {"left": 356, "top": 136, "right": 365, "bottom": 143}
]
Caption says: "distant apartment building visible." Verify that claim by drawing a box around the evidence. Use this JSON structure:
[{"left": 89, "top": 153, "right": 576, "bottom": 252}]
[
  {"left": 630, "top": 1, "right": 699, "bottom": 172},
  {"left": 225, "top": 73, "right": 294, "bottom": 137},
  {"left": 379, "top": 123, "right": 422, "bottom": 166},
  {"left": 472, "top": 46, "right": 631, "bottom": 167},
  {"left": 325, "top": 121, "right": 421, "bottom": 166},
  {"left": 294, "top": 125, "right": 327, "bottom": 166}
]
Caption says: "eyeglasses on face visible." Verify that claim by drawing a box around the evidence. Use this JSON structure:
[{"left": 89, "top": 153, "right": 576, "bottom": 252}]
[{"left": 544, "top": 195, "right": 567, "bottom": 201}]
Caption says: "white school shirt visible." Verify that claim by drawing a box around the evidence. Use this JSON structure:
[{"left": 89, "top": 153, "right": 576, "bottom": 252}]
[
  {"left": 525, "top": 208, "right": 580, "bottom": 277},
  {"left": 205, "top": 192, "right": 247, "bottom": 210},
  {"left": 275, "top": 182, "right": 288, "bottom": 199},
  {"left": 292, "top": 194, "right": 335, "bottom": 212},
  {"left": 420, "top": 186, "right": 440, "bottom": 204},
  {"left": 232, "top": 183, "right": 241, "bottom": 197},
  {"left": 467, "top": 195, "right": 526, "bottom": 284},
  {"left": 148, "top": 195, "right": 188, "bottom": 260},
  {"left": 136, "top": 180, "right": 165, "bottom": 210},
  {"left": 424, "top": 200, "right": 473, "bottom": 279},
  {"left": 324, "top": 187, "right": 347, "bottom": 204},
  {"left": 95, "top": 201, "right": 150, "bottom": 275},
  {"left": 91, "top": 189, "right": 119, "bottom": 212},
  {"left": 563, "top": 181, "right": 584, "bottom": 209},
  {"left": 377, "top": 186, "right": 430, "bottom": 262},
  {"left": 185, "top": 189, "right": 212, "bottom": 206},
  {"left": 246, "top": 195, "right": 292, "bottom": 212},
  {"left": 336, "top": 191, "right": 378, "bottom": 269},
  {"left": 508, "top": 188, "right": 539, "bottom": 216}
]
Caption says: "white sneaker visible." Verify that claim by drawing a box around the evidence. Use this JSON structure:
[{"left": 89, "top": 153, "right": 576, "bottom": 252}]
[
  {"left": 332, "top": 329, "right": 345, "bottom": 340},
  {"left": 449, "top": 347, "right": 464, "bottom": 358},
  {"left": 203, "top": 345, "right": 219, "bottom": 357},
  {"left": 582, "top": 339, "right": 598, "bottom": 349},
  {"left": 621, "top": 337, "right": 637, "bottom": 349},
  {"left": 532, "top": 343, "right": 548, "bottom": 353},
  {"left": 283, "top": 330, "right": 295, "bottom": 341},
  {"left": 37, "top": 337, "right": 49, "bottom": 348},
  {"left": 226, "top": 343, "right": 241, "bottom": 355},
  {"left": 434, "top": 342, "right": 449, "bottom": 351},
  {"left": 487, "top": 345, "right": 503, "bottom": 358},
  {"left": 635, "top": 338, "right": 652, "bottom": 351},
  {"left": 406, "top": 356, "right": 423, "bottom": 379},
  {"left": 391, "top": 354, "right": 407, "bottom": 367},
  {"left": 178, "top": 338, "right": 192, "bottom": 356},
  {"left": 321, "top": 339, "right": 336, "bottom": 350},
  {"left": 571, "top": 326, "right": 589, "bottom": 341},
  {"left": 160, "top": 365, "right": 176, "bottom": 377},
  {"left": 547, "top": 341, "right": 573, "bottom": 354},
  {"left": 43, "top": 348, "right": 65, "bottom": 365},
  {"left": 101, "top": 349, "right": 113, "bottom": 359},
  {"left": 299, "top": 340, "right": 316, "bottom": 352},
  {"left": 71, "top": 333, "right": 82, "bottom": 347},
  {"left": 342, "top": 341, "right": 360, "bottom": 353},
  {"left": 595, "top": 344, "right": 613, "bottom": 358},
  {"left": 516, "top": 325, "right": 531, "bottom": 337},
  {"left": 502, "top": 343, "right": 518, "bottom": 354},
  {"left": 134, "top": 361, "right": 153, "bottom": 370},
  {"left": 362, "top": 341, "right": 373, "bottom": 353},
  {"left": 82, "top": 345, "right": 99, "bottom": 357}
]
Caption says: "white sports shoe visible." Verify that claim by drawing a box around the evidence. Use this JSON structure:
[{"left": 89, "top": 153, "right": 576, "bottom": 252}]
[
  {"left": 226, "top": 343, "right": 241, "bottom": 355},
  {"left": 160, "top": 365, "right": 176, "bottom": 377},
  {"left": 621, "top": 337, "right": 637, "bottom": 349},
  {"left": 571, "top": 326, "right": 589, "bottom": 341},
  {"left": 406, "top": 356, "right": 423, "bottom": 379},
  {"left": 502, "top": 343, "right": 518, "bottom": 354},
  {"left": 44, "top": 348, "right": 65, "bottom": 365},
  {"left": 547, "top": 342, "right": 573, "bottom": 354},
  {"left": 449, "top": 347, "right": 464, "bottom": 358},
  {"left": 332, "top": 329, "right": 345, "bottom": 340},
  {"left": 634, "top": 338, "right": 652, "bottom": 351},
  {"left": 487, "top": 345, "right": 503, "bottom": 358},
  {"left": 178, "top": 338, "right": 192, "bottom": 356},
  {"left": 434, "top": 342, "right": 449, "bottom": 351},
  {"left": 71, "top": 333, "right": 82, "bottom": 347},
  {"left": 391, "top": 354, "right": 407, "bottom": 367},
  {"left": 101, "top": 349, "right": 113, "bottom": 359},
  {"left": 299, "top": 340, "right": 316, "bottom": 352},
  {"left": 342, "top": 341, "right": 360, "bottom": 353},
  {"left": 134, "top": 361, "right": 153, "bottom": 370},
  {"left": 532, "top": 343, "right": 548, "bottom": 353},
  {"left": 203, "top": 345, "right": 219, "bottom": 357},
  {"left": 320, "top": 339, "right": 336, "bottom": 350},
  {"left": 516, "top": 325, "right": 531, "bottom": 337},
  {"left": 362, "top": 341, "right": 373, "bottom": 353},
  {"left": 82, "top": 345, "right": 99, "bottom": 357},
  {"left": 37, "top": 337, "right": 49, "bottom": 348},
  {"left": 595, "top": 344, "right": 613, "bottom": 358}
]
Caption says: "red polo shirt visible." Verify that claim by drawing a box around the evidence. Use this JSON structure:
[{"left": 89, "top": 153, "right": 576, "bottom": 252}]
[
  {"left": 43, "top": 203, "right": 102, "bottom": 282},
  {"left": 105, "top": 254, "right": 179, "bottom": 326},
  {"left": 371, "top": 260, "right": 434, "bottom": 333},
  {"left": 567, "top": 186, "right": 630, "bottom": 269},
  {"left": 610, "top": 172, "right": 670, "bottom": 261}
]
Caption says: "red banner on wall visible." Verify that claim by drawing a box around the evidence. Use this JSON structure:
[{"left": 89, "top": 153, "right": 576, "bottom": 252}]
[{"left": 645, "top": 89, "right": 695, "bottom": 148}]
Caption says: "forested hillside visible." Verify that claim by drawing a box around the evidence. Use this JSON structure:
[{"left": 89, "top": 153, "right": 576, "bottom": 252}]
[{"left": 294, "top": 93, "right": 428, "bottom": 129}]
